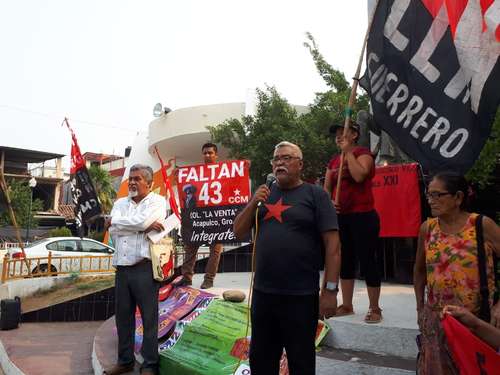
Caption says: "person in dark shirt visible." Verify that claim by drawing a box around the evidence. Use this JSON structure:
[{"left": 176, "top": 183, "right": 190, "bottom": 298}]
[{"left": 234, "top": 141, "right": 341, "bottom": 374}]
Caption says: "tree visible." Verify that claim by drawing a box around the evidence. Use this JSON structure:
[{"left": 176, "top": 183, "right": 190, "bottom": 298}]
[
  {"left": 0, "top": 179, "right": 43, "bottom": 228},
  {"left": 208, "top": 33, "right": 369, "bottom": 183},
  {"left": 88, "top": 165, "right": 116, "bottom": 214},
  {"left": 466, "top": 108, "right": 500, "bottom": 188}
]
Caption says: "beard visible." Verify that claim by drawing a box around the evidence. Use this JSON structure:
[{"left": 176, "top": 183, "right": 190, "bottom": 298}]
[{"left": 128, "top": 190, "right": 138, "bottom": 198}]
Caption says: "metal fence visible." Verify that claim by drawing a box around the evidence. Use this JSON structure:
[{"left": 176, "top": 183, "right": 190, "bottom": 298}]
[
  {"left": 0, "top": 242, "right": 27, "bottom": 250},
  {"left": 1, "top": 252, "right": 114, "bottom": 283}
]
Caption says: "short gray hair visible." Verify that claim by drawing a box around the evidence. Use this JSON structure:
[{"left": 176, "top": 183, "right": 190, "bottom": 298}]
[
  {"left": 129, "top": 164, "right": 154, "bottom": 184},
  {"left": 274, "top": 141, "right": 303, "bottom": 159}
]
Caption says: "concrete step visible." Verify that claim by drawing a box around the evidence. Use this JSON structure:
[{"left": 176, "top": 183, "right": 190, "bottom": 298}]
[
  {"left": 317, "top": 356, "right": 413, "bottom": 375},
  {"left": 323, "top": 282, "right": 419, "bottom": 359},
  {"left": 317, "top": 347, "right": 415, "bottom": 374}
]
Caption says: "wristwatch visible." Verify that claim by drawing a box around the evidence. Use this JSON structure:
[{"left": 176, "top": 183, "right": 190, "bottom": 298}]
[{"left": 325, "top": 281, "right": 339, "bottom": 293}]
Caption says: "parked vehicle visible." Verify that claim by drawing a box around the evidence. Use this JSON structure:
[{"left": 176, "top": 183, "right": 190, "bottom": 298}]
[{"left": 7, "top": 237, "right": 115, "bottom": 275}]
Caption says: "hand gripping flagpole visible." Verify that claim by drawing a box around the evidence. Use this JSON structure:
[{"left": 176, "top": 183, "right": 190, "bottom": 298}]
[{"left": 335, "top": 0, "right": 381, "bottom": 204}]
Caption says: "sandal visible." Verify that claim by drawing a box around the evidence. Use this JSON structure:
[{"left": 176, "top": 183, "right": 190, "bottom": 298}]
[
  {"left": 334, "top": 304, "right": 355, "bottom": 317},
  {"left": 364, "top": 307, "right": 383, "bottom": 324}
]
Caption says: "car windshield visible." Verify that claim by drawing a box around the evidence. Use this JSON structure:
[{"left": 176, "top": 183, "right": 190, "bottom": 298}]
[{"left": 25, "top": 239, "right": 49, "bottom": 248}]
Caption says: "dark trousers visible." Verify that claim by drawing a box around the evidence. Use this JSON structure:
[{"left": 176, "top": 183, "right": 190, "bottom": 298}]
[
  {"left": 250, "top": 290, "right": 318, "bottom": 375},
  {"left": 181, "top": 243, "right": 223, "bottom": 282},
  {"left": 338, "top": 210, "right": 381, "bottom": 287},
  {"left": 115, "top": 260, "right": 159, "bottom": 371}
]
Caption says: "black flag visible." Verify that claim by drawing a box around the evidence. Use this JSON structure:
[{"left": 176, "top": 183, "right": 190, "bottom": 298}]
[
  {"left": 64, "top": 119, "right": 101, "bottom": 234},
  {"left": 361, "top": 0, "right": 500, "bottom": 174}
]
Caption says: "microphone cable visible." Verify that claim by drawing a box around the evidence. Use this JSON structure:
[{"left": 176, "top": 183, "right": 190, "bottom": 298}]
[{"left": 232, "top": 204, "right": 261, "bottom": 374}]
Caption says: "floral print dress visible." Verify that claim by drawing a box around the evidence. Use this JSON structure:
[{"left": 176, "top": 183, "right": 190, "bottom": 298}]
[{"left": 424, "top": 213, "right": 495, "bottom": 315}]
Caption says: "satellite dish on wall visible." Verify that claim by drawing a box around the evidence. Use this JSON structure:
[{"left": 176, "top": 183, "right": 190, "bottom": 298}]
[{"left": 153, "top": 103, "right": 163, "bottom": 117}]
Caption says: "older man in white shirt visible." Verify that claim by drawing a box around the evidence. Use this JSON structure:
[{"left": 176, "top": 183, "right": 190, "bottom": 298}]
[{"left": 104, "top": 164, "right": 166, "bottom": 375}]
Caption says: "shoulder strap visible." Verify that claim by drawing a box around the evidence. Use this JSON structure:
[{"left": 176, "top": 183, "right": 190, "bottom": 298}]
[{"left": 475, "top": 214, "right": 491, "bottom": 322}]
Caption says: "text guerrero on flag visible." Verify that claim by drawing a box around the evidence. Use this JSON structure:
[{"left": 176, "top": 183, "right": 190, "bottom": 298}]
[
  {"left": 177, "top": 160, "right": 251, "bottom": 245},
  {"left": 361, "top": 0, "right": 500, "bottom": 173},
  {"left": 64, "top": 119, "right": 101, "bottom": 229}
]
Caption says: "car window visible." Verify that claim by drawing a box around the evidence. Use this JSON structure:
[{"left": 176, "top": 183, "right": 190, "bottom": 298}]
[
  {"left": 55, "top": 240, "right": 78, "bottom": 252},
  {"left": 80, "top": 240, "right": 111, "bottom": 253},
  {"left": 46, "top": 242, "right": 58, "bottom": 251}
]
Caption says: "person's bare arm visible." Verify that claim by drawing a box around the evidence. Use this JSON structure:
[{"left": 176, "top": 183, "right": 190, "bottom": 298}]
[
  {"left": 319, "top": 230, "right": 340, "bottom": 319},
  {"left": 344, "top": 153, "right": 374, "bottom": 183},
  {"left": 444, "top": 305, "right": 500, "bottom": 348},
  {"left": 414, "top": 222, "right": 428, "bottom": 313},
  {"left": 233, "top": 185, "right": 270, "bottom": 240},
  {"left": 482, "top": 216, "right": 500, "bottom": 328},
  {"left": 324, "top": 168, "right": 333, "bottom": 196}
]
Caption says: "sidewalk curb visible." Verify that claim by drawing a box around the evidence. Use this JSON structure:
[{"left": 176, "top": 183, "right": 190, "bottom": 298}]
[
  {"left": 92, "top": 341, "right": 104, "bottom": 375},
  {"left": 0, "top": 339, "right": 24, "bottom": 375}
]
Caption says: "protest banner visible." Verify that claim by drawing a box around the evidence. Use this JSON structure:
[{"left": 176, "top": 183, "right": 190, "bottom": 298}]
[
  {"left": 372, "top": 163, "right": 421, "bottom": 237},
  {"left": 361, "top": 0, "right": 500, "bottom": 174},
  {"left": 177, "top": 160, "right": 251, "bottom": 245},
  {"left": 135, "top": 287, "right": 215, "bottom": 352},
  {"left": 159, "top": 299, "right": 250, "bottom": 374},
  {"left": 158, "top": 299, "right": 331, "bottom": 375}
]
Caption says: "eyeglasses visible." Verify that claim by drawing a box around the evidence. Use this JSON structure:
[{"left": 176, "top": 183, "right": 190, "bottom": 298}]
[
  {"left": 270, "top": 155, "right": 302, "bottom": 165},
  {"left": 426, "top": 191, "right": 453, "bottom": 200}
]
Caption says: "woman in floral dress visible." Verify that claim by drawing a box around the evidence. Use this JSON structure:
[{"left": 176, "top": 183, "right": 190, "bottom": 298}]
[{"left": 413, "top": 172, "right": 500, "bottom": 373}]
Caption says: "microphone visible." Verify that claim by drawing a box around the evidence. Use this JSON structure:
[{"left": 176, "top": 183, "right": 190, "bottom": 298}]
[
  {"left": 265, "top": 173, "right": 276, "bottom": 188},
  {"left": 258, "top": 174, "right": 276, "bottom": 207}
]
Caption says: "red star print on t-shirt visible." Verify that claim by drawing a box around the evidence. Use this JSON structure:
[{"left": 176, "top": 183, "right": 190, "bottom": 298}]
[{"left": 263, "top": 198, "right": 291, "bottom": 223}]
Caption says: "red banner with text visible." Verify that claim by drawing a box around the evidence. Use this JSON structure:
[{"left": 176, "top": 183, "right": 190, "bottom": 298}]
[
  {"left": 177, "top": 160, "right": 251, "bottom": 245},
  {"left": 372, "top": 163, "right": 421, "bottom": 237}
]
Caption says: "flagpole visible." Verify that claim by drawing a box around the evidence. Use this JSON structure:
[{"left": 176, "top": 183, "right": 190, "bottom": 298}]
[
  {"left": 335, "top": 0, "right": 381, "bottom": 204},
  {"left": 0, "top": 158, "right": 31, "bottom": 275}
]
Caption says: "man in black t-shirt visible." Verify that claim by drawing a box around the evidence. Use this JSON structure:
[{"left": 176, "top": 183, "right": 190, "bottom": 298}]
[{"left": 234, "top": 141, "right": 340, "bottom": 375}]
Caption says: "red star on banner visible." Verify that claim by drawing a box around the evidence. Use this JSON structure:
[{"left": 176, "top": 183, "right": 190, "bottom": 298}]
[{"left": 264, "top": 198, "right": 291, "bottom": 223}]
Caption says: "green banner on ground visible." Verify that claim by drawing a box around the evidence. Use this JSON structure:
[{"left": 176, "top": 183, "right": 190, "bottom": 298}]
[{"left": 159, "top": 299, "right": 251, "bottom": 375}]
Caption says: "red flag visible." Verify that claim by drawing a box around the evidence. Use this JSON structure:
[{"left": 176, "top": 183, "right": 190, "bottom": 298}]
[
  {"left": 442, "top": 314, "right": 500, "bottom": 374},
  {"left": 372, "top": 163, "right": 421, "bottom": 237},
  {"left": 154, "top": 146, "right": 180, "bottom": 219}
]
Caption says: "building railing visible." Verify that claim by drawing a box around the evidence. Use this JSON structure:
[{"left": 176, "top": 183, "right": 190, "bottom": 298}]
[{"left": 1, "top": 252, "right": 115, "bottom": 283}]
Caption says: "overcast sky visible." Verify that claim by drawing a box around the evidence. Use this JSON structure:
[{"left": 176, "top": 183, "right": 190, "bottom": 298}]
[{"left": 0, "top": 1, "right": 368, "bottom": 169}]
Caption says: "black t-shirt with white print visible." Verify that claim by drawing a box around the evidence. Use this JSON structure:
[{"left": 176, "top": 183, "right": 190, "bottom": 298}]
[{"left": 253, "top": 183, "right": 338, "bottom": 295}]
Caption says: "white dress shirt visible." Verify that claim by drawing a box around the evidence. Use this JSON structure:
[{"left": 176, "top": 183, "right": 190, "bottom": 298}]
[{"left": 109, "top": 192, "right": 167, "bottom": 266}]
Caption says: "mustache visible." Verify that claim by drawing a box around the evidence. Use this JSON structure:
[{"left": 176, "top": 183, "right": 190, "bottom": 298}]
[{"left": 274, "top": 166, "right": 288, "bottom": 173}]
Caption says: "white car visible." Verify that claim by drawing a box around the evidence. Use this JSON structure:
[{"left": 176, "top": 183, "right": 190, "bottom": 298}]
[{"left": 7, "top": 237, "right": 115, "bottom": 275}]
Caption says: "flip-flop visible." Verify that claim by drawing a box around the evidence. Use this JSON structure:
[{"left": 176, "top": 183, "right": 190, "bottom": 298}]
[
  {"left": 335, "top": 304, "right": 355, "bottom": 317},
  {"left": 364, "top": 307, "right": 383, "bottom": 324}
]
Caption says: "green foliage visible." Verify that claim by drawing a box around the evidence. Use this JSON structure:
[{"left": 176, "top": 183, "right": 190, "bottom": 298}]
[
  {"left": 88, "top": 165, "right": 116, "bottom": 214},
  {"left": 208, "top": 33, "right": 369, "bottom": 183},
  {"left": 0, "top": 179, "right": 43, "bottom": 227},
  {"left": 89, "top": 230, "right": 105, "bottom": 242},
  {"left": 47, "top": 227, "right": 72, "bottom": 237},
  {"left": 466, "top": 108, "right": 500, "bottom": 187}
]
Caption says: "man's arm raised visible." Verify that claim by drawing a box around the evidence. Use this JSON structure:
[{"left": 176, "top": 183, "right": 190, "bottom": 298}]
[{"left": 233, "top": 185, "right": 270, "bottom": 240}]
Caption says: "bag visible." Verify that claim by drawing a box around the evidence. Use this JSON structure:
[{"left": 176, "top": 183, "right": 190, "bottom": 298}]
[
  {"left": 149, "top": 237, "right": 175, "bottom": 282},
  {"left": 1, "top": 296, "right": 21, "bottom": 330}
]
